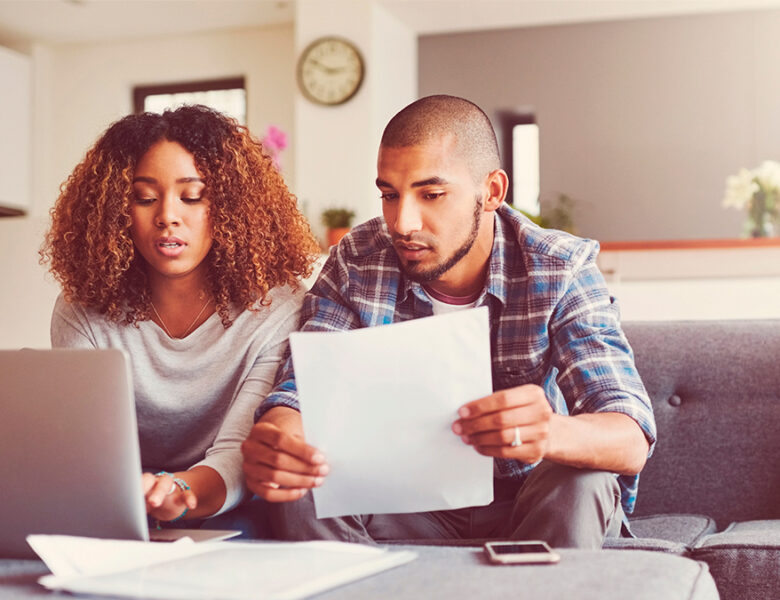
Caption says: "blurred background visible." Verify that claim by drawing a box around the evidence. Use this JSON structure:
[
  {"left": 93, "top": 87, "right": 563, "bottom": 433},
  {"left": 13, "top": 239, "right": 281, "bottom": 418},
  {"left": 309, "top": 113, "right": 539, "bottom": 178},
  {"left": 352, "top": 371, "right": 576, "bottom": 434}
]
[{"left": 2, "top": 0, "right": 780, "bottom": 346}]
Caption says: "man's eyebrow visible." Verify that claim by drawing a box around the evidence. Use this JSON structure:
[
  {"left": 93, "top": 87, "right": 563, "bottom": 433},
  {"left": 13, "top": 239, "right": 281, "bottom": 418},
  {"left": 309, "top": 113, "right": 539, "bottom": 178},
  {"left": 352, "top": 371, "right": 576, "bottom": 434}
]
[
  {"left": 411, "top": 176, "right": 449, "bottom": 188},
  {"left": 132, "top": 177, "right": 204, "bottom": 184},
  {"left": 375, "top": 176, "right": 450, "bottom": 188}
]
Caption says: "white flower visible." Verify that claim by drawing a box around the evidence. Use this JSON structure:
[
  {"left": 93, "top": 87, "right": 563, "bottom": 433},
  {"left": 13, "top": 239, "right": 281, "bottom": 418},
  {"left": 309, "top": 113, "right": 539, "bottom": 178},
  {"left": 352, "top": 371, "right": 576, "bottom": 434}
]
[
  {"left": 753, "top": 160, "right": 780, "bottom": 192},
  {"left": 722, "top": 168, "right": 758, "bottom": 209}
]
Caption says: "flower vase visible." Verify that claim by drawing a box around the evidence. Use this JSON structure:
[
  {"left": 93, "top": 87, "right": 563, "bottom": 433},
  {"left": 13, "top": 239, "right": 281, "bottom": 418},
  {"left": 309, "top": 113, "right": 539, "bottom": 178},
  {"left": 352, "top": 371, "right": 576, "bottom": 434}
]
[
  {"left": 327, "top": 227, "right": 350, "bottom": 247},
  {"left": 746, "top": 187, "right": 778, "bottom": 237}
]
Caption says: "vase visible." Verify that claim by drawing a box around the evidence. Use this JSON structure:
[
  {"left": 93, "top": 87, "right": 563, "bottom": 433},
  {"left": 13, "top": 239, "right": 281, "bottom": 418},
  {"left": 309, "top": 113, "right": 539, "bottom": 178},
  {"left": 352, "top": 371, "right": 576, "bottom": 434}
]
[
  {"left": 746, "top": 214, "right": 776, "bottom": 238},
  {"left": 326, "top": 227, "right": 350, "bottom": 247}
]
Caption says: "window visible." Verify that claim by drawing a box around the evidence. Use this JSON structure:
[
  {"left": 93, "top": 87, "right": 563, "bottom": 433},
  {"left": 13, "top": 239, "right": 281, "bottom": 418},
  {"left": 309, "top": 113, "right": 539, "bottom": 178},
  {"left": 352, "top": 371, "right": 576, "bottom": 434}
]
[
  {"left": 498, "top": 112, "right": 539, "bottom": 215},
  {"left": 133, "top": 77, "right": 246, "bottom": 125}
]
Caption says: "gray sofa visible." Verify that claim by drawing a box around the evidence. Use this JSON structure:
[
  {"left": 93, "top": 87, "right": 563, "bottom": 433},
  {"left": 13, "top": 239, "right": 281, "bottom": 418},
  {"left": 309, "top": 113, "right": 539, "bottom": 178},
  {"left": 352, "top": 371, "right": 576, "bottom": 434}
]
[
  {"left": 382, "top": 320, "right": 779, "bottom": 600},
  {"left": 606, "top": 320, "right": 780, "bottom": 600}
]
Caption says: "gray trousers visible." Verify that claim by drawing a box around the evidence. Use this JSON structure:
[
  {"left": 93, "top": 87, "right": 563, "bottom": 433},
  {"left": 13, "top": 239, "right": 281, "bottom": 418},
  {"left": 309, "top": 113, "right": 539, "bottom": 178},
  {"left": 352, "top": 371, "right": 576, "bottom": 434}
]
[{"left": 267, "top": 461, "right": 624, "bottom": 549}]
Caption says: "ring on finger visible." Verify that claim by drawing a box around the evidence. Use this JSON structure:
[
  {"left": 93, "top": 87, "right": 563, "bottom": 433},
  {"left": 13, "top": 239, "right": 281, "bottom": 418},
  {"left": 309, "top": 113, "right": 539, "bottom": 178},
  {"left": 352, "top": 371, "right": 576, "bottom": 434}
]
[{"left": 510, "top": 426, "right": 522, "bottom": 448}]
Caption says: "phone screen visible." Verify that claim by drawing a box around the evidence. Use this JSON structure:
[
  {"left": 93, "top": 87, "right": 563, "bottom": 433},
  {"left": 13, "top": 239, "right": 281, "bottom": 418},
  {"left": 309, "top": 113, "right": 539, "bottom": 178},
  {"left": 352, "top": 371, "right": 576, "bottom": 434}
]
[
  {"left": 490, "top": 542, "right": 551, "bottom": 554},
  {"left": 484, "top": 541, "right": 560, "bottom": 564}
]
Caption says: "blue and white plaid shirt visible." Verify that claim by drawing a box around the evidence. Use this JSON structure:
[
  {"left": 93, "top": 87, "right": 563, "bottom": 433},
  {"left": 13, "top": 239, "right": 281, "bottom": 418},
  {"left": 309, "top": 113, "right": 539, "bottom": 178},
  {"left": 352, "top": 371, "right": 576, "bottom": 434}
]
[{"left": 259, "top": 205, "right": 657, "bottom": 514}]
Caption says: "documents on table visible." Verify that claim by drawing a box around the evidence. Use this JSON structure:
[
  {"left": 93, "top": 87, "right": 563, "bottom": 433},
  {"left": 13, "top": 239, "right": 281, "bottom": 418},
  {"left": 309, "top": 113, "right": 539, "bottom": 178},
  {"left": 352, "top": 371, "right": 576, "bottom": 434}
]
[
  {"left": 28, "top": 534, "right": 417, "bottom": 600},
  {"left": 289, "top": 307, "right": 494, "bottom": 519}
]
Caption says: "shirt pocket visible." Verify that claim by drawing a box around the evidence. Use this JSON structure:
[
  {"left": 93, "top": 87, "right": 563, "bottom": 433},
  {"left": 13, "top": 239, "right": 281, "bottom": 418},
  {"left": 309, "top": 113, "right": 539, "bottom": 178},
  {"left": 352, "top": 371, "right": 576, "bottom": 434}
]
[{"left": 492, "top": 360, "right": 547, "bottom": 392}]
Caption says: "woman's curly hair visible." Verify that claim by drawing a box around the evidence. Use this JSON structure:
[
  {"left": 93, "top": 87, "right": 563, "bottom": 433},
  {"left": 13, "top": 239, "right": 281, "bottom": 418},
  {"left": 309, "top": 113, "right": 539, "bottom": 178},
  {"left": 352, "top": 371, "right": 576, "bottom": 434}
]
[{"left": 41, "top": 105, "right": 320, "bottom": 327}]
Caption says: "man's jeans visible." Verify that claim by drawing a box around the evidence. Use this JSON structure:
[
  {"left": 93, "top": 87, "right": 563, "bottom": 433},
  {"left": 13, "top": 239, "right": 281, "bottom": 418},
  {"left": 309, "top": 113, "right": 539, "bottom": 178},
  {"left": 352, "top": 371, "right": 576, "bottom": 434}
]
[{"left": 266, "top": 461, "right": 624, "bottom": 549}]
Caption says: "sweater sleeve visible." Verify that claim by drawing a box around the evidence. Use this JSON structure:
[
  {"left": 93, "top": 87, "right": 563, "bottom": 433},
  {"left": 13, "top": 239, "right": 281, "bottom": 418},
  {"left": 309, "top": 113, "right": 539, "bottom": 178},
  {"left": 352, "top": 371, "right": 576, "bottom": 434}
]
[
  {"left": 50, "top": 293, "right": 98, "bottom": 349},
  {"left": 192, "top": 290, "right": 303, "bottom": 515}
]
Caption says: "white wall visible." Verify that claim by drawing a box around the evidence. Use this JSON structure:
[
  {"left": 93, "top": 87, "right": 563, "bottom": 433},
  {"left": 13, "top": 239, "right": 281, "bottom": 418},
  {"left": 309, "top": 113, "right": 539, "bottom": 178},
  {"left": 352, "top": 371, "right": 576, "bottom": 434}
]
[
  {"left": 35, "top": 24, "right": 296, "bottom": 218},
  {"left": 418, "top": 9, "right": 780, "bottom": 242},
  {"left": 0, "top": 24, "right": 296, "bottom": 349},
  {"left": 293, "top": 0, "right": 417, "bottom": 239}
]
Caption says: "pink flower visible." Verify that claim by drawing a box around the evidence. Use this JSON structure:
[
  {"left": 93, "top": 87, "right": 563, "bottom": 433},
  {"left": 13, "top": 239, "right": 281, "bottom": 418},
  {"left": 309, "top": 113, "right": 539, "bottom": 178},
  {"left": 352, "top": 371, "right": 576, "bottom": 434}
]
[{"left": 263, "top": 125, "right": 287, "bottom": 153}]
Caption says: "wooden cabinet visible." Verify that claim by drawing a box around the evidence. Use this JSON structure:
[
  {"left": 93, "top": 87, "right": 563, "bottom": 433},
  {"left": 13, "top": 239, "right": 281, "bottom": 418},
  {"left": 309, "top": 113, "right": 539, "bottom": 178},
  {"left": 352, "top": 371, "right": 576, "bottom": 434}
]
[{"left": 597, "top": 239, "right": 780, "bottom": 321}]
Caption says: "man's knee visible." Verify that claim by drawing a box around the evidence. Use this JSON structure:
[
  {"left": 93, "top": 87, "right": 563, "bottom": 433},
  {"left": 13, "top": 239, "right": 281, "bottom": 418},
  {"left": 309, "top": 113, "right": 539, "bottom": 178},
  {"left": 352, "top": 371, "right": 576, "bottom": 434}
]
[
  {"left": 266, "top": 493, "right": 372, "bottom": 543},
  {"left": 526, "top": 461, "right": 619, "bottom": 506}
]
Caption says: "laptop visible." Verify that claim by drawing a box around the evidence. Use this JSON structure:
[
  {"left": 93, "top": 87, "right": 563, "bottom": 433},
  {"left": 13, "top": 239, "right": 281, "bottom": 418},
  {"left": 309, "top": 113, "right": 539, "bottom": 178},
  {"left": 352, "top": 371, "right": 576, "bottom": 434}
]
[{"left": 0, "top": 348, "right": 239, "bottom": 558}]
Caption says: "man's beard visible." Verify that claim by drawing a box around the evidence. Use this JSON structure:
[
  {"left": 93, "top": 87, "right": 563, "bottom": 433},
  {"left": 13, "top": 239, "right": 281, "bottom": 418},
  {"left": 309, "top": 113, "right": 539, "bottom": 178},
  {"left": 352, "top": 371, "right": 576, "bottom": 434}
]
[{"left": 399, "top": 194, "right": 483, "bottom": 284}]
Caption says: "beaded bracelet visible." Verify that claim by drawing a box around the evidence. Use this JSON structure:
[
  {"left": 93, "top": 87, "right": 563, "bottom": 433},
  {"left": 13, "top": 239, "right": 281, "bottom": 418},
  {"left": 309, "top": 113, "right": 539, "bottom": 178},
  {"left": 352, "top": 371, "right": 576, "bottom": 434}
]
[{"left": 153, "top": 471, "right": 191, "bottom": 526}]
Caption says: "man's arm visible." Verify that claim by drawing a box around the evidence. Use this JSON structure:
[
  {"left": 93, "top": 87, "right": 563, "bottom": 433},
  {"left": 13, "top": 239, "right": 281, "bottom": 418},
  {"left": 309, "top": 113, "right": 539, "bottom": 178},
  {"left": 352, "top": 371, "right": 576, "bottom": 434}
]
[
  {"left": 453, "top": 386, "right": 648, "bottom": 475},
  {"left": 454, "top": 240, "right": 655, "bottom": 475},
  {"left": 243, "top": 247, "right": 366, "bottom": 501}
]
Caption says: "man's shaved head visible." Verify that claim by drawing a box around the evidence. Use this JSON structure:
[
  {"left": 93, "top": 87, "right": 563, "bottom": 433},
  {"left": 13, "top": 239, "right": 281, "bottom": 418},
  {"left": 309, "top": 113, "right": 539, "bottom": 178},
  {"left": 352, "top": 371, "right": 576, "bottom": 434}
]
[{"left": 380, "top": 95, "right": 501, "bottom": 181}]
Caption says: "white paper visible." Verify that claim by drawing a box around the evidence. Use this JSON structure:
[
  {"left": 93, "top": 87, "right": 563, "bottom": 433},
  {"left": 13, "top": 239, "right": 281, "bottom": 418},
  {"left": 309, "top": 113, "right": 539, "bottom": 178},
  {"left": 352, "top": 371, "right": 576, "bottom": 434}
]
[
  {"left": 27, "top": 534, "right": 203, "bottom": 578},
  {"left": 290, "top": 307, "right": 494, "bottom": 519},
  {"left": 29, "top": 535, "right": 416, "bottom": 600}
]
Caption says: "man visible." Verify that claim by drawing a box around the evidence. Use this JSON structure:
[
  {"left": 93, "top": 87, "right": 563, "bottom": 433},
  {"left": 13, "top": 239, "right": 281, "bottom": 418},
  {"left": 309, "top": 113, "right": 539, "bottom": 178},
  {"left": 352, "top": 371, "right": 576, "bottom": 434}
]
[{"left": 241, "top": 95, "right": 656, "bottom": 548}]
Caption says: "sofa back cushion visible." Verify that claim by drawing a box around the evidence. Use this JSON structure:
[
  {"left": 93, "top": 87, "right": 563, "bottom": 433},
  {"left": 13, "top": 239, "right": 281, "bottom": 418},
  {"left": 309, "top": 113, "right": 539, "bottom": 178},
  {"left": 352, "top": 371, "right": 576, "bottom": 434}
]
[{"left": 622, "top": 320, "right": 780, "bottom": 528}]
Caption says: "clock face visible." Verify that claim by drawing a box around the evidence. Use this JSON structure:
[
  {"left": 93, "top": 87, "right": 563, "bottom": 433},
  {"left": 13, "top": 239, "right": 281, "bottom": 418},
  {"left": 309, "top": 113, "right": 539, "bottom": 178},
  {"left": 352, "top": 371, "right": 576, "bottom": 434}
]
[{"left": 297, "top": 37, "right": 364, "bottom": 106}]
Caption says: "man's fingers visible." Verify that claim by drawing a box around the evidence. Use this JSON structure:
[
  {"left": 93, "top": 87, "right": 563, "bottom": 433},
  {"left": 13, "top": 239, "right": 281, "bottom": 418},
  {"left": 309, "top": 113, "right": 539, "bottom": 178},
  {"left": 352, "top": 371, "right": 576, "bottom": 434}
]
[
  {"left": 458, "top": 385, "right": 547, "bottom": 419},
  {"left": 243, "top": 460, "right": 326, "bottom": 490},
  {"left": 454, "top": 405, "right": 549, "bottom": 436},
  {"left": 242, "top": 438, "right": 328, "bottom": 477},
  {"left": 253, "top": 486, "right": 309, "bottom": 503},
  {"left": 472, "top": 440, "right": 547, "bottom": 462},
  {"left": 246, "top": 422, "right": 324, "bottom": 466},
  {"left": 461, "top": 423, "right": 548, "bottom": 448}
]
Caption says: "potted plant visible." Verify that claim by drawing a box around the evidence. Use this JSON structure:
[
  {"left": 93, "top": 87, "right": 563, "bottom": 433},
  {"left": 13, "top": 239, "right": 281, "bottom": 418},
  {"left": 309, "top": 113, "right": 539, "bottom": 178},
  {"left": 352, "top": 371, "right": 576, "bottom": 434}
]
[{"left": 321, "top": 207, "right": 356, "bottom": 247}]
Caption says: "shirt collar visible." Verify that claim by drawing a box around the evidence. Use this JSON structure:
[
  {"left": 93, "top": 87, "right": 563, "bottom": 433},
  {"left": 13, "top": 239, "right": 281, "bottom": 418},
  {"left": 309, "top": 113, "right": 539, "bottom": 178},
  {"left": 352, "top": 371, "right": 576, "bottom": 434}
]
[{"left": 397, "top": 210, "right": 512, "bottom": 308}]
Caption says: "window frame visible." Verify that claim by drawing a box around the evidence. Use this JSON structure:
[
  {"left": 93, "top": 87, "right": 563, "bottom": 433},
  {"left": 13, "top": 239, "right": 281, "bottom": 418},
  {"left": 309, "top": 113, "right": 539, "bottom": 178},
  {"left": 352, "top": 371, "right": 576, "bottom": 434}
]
[
  {"left": 497, "top": 111, "right": 537, "bottom": 210},
  {"left": 132, "top": 76, "right": 247, "bottom": 119}
]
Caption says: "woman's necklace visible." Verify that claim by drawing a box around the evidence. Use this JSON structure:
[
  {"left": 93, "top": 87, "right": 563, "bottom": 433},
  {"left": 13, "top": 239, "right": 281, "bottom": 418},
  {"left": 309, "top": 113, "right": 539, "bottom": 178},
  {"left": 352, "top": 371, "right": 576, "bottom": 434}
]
[{"left": 150, "top": 297, "right": 212, "bottom": 339}]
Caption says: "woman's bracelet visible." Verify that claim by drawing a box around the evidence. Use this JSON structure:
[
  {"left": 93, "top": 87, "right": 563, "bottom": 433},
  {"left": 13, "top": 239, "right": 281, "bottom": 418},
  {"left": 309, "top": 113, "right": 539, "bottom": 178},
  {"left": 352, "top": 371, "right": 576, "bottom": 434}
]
[
  {"left": 154, "top": 471, "right": 191, "bottom": 493},
  {"left": 153, "top": 471, "right": 191, "bottom": 526}
]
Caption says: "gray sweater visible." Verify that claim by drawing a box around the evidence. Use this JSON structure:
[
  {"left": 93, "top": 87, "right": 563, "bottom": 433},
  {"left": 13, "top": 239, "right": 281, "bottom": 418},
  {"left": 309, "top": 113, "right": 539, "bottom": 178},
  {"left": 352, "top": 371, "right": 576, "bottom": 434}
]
[{"left": 50, "top": 285, "right": 304, "bottom": 515}]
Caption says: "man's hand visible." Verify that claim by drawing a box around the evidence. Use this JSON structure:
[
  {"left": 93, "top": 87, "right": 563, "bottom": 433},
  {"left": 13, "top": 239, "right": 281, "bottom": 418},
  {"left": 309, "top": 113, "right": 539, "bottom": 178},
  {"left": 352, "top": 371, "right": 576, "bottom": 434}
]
[
  {"left": 452, "top": 384, "right": 552, "bottom": 464},
  {"left": 241, "top": 406, "right": 329, "bottom": 502}
]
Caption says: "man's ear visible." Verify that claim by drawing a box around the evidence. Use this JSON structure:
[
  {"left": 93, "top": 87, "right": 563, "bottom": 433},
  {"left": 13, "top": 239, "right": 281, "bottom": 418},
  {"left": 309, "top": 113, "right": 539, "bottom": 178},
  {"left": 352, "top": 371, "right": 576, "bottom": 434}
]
[{"left": 483, "top": 169, "right": 509, "bottom": 213}]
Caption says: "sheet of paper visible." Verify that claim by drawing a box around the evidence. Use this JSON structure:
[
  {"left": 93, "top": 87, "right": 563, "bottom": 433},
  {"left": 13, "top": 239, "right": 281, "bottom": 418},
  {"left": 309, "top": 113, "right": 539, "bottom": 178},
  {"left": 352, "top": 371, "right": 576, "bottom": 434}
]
[
  {"left": 29, "top": 535, "right": 416, "bottom": 600},
  {"left": 27, "top": 534, "right": 205, "bottom": 577},
  {"left": 290, "top": 307, "right": 494, "bottom": 519}
]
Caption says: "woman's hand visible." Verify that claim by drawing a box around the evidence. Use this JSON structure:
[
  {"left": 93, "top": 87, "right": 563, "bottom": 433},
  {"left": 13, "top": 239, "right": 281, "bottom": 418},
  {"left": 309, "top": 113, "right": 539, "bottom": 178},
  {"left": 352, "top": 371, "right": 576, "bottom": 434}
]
[{"left": 142, "top": 471, "right": 198, "bottom": 522}]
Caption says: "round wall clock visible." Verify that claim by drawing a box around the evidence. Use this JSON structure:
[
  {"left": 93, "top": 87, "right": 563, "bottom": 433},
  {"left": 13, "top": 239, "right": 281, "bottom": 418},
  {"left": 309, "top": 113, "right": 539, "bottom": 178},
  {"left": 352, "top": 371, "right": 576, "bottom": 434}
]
[{"left": 297, "top": 37, "right": 364, "bottom": 106}]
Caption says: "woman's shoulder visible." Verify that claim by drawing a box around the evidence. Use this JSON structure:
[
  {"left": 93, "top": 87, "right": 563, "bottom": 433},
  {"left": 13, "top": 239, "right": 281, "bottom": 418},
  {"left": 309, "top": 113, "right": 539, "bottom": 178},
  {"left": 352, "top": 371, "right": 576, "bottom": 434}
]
[
  {"left": 233, "top": 283, "right": 305, "bottom": 333},
  {"left": 53, "top": 292, "right": 96, "bottom": 324},
  {"left": 250, "top": 282, "right": 306, "bottom": 312}
]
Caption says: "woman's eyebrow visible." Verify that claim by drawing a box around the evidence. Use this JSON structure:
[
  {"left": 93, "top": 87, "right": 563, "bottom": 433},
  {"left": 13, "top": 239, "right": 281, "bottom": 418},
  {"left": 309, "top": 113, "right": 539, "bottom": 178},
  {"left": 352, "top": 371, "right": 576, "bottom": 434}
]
[{"left": 132, "top": 177, "right": 204, "bottom": 184}]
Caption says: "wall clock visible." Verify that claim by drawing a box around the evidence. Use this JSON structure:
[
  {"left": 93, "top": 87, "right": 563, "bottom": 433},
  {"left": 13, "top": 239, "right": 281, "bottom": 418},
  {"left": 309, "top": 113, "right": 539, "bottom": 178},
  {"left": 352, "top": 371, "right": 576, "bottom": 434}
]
[{"left": 297, "top": 37, "right": 364, "bottom": 106}]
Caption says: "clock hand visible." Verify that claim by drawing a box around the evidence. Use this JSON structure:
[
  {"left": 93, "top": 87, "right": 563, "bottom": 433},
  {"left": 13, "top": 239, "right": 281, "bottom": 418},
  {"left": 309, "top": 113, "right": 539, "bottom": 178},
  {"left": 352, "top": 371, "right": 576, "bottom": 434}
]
[{"left": 310, "top": 58, "right": 347, "bottom": 75}]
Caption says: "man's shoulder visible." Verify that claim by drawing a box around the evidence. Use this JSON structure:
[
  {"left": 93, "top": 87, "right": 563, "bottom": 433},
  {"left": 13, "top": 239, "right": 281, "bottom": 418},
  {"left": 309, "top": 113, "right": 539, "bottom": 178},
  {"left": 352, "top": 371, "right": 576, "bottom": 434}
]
[
  {"left": 498, "top": 205, "right": 599, "bottom": 270},
  {"left": 333, "top": 216, "right": 396, "bottom": 265}
]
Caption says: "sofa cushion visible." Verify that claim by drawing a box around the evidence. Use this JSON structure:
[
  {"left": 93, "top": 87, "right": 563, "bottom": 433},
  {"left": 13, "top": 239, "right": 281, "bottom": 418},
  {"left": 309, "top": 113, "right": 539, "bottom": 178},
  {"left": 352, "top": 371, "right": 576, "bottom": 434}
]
[
  {"left": 330, "top": 546, "right": 720, "bottom": 600},
  {"left": 628, "top": 514, "right": 716, "bottom": 546},
  {"left": 602, "top": 536, "right": 687, "bottom": 554},
  {"left": 691, "top": 519, "right": 780, "bottom": 600},
  {"left": 622, "top": 320, "right": 780, "bottom": 529}
]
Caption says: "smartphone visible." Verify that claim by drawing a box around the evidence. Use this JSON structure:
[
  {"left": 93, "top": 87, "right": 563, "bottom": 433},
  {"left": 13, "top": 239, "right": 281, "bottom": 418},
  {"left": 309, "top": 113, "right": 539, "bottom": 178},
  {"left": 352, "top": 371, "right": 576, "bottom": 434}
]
[{"left": 484, "top": 541, "right": 560, "bottom": 565}]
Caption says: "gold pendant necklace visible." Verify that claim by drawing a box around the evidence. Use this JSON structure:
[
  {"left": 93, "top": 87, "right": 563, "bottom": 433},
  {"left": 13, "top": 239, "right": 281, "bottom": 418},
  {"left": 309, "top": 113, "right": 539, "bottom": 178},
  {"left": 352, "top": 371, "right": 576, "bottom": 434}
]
[{"left": 150, "top": 298, "right": 211, "bottom": 339}]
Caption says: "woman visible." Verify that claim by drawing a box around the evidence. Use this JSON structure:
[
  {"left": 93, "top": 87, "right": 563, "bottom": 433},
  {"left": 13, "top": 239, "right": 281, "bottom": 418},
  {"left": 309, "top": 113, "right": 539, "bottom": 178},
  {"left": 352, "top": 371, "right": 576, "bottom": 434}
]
[{"left": 41, "top": 105, "right": 319, "bottom": 526}]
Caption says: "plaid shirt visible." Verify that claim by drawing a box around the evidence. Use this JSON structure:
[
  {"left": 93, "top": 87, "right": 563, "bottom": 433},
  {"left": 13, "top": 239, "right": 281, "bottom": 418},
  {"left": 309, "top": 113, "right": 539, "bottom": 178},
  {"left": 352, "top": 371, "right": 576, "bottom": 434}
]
[{"left": 259, "top": 205, "right": 656, "bottom": 514}]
